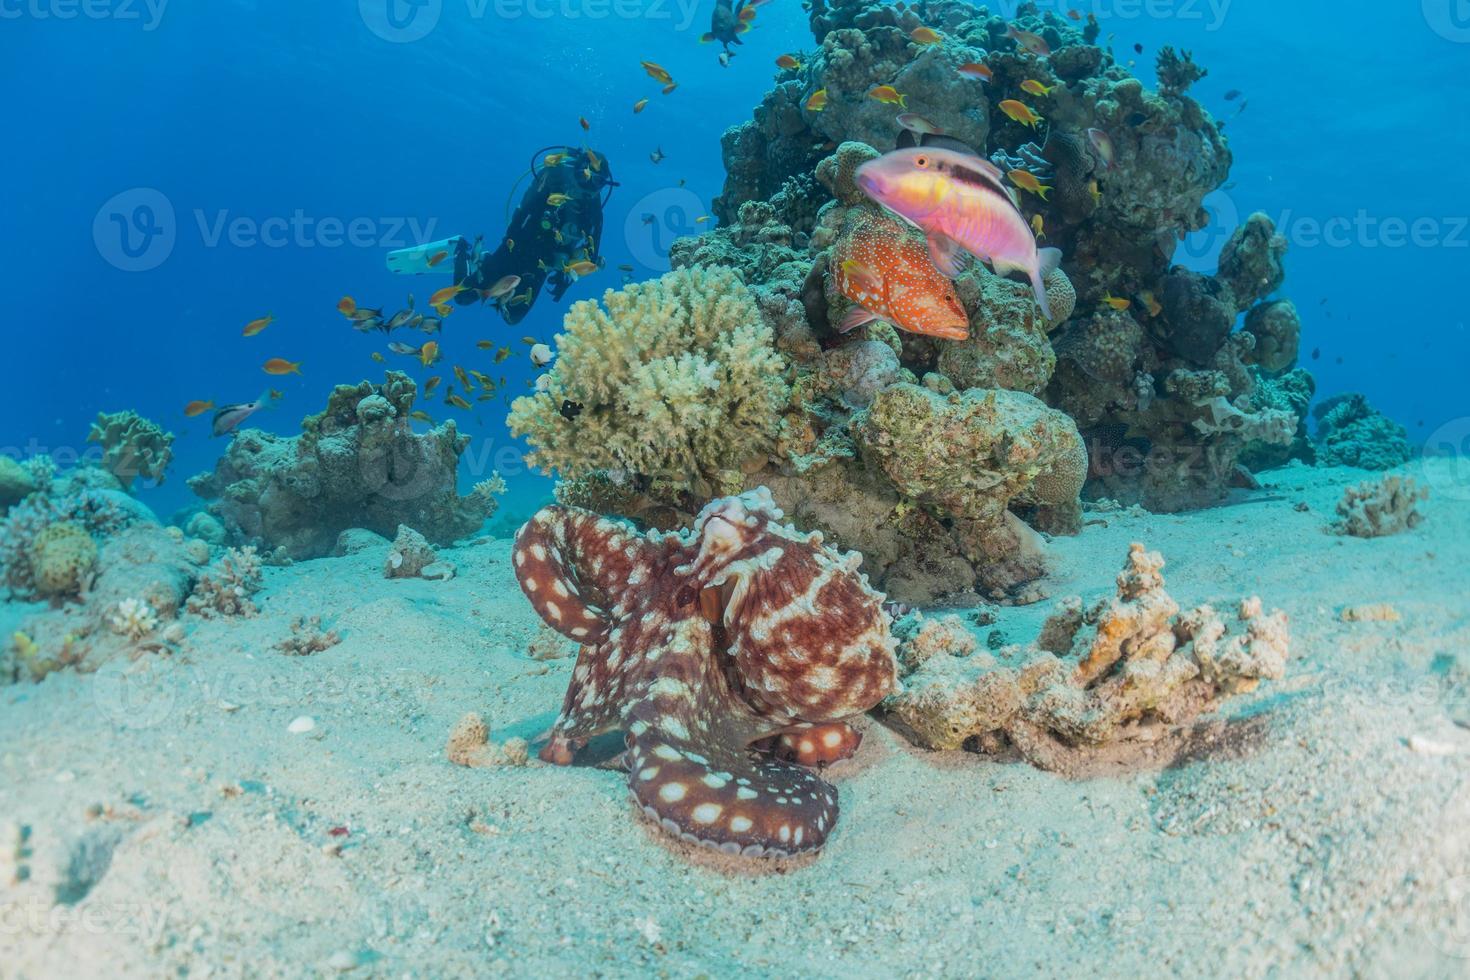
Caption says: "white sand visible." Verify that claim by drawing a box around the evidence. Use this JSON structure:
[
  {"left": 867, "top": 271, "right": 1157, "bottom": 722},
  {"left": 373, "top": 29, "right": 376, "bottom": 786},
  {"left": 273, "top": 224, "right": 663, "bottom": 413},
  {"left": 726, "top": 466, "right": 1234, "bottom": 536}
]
[{"left": 2, "top": 461, "right": 1468, "bottom": 978}]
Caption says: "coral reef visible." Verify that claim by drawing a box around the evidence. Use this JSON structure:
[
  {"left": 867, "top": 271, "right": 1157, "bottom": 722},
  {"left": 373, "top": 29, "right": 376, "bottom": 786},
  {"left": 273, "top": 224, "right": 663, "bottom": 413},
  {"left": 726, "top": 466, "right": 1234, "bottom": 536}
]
[
  {"left": 188, "top": 373, "right": 499, "bottom": 560},
  {"left": 508, "top": 267, "right": 790, "bottom": 495},
  {"left": 1313, "top": 393, "right": 1413, "bottom": 470},
  {"left": 87, "top": 410, "right": 174, "bottom": 489},
  {"left": 186, "top": 547, "right": 263, "bottom": 618},
  {"left": 0, "top": 456, "right": 38, "bottom": 511},
  {"left": 885, "top": 543, "right": 1288, "bottom": 773},
  {"left": 512, "top": 489, "right": 896, "bottom": 859},
  {"left": 1333, "top": 476, "right": 1428, "bottom": 539}
]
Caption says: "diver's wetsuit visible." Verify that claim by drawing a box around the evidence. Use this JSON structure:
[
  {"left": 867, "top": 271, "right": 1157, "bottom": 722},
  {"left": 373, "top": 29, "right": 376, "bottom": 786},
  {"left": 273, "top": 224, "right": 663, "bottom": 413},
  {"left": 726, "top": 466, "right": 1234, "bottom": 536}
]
[{"left": 454, "top": 147, "right": 613, "bottom": 325}]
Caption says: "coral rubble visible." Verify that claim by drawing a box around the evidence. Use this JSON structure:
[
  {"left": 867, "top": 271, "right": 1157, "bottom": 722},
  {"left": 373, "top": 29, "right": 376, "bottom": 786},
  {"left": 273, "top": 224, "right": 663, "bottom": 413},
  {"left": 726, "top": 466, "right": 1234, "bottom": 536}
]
[
  {"left": 885, "top": 543, "right": 1288, "bottom": 773},
  {"left": 1333, "top": 475, "right": 1428, "bottom": 539},
  {"left": 188, "top": 372, "right": 500, "bottom": 560}
]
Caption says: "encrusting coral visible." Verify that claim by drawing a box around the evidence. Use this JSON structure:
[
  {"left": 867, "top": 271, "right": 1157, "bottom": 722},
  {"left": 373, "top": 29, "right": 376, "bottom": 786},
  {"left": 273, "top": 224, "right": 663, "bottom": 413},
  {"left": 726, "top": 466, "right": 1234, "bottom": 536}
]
[
  {"left": 186, "top": 546, "right": 264, "bottom": 618},
  {"left": 508, "top": 266, "right": 791, "bottom": 496},
  {"left": 188, "top": 372, "right": 501, "bottom": 560},
  {"left": 884, "top": 543, "right": 1288, "bottom": 774},
  {"left": 87, "top": 410, "right": 174, "bottom": 490},
  {"left": 1333, "top": 475, "right": 1428, "bottom": 539}
]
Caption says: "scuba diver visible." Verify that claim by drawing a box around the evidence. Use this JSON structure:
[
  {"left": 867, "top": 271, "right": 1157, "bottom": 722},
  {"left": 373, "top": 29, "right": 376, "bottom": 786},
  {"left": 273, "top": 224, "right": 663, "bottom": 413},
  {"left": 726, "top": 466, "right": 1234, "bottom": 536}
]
[{"left": 452, "top": 145, "right": 615, "bottom": 325}]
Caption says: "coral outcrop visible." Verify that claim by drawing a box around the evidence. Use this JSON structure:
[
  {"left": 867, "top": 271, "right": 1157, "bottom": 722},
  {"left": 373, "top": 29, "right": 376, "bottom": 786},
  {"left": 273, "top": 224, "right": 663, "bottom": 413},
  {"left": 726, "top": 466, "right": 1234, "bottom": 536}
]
[
  {"left": 189, "top": 372, "right": 499, "bottom": 560},
  {"left": 885, "top": 543, "right": 1288, "bottom": 773},
  {"left": 1333, "top": 476, "right": 1428, "bottom": 539},
  {"left": 0, "top": 457, "right": 37, "bottom": 511},
  {"left": 87, "top": 410, "right": 174, "bottom": 489},
  {"left": 1313, "top": 393, "right": 1413, "bottom": 470},
  {"left": 508, "top": 266, "right": 790, "bottom": 496}
]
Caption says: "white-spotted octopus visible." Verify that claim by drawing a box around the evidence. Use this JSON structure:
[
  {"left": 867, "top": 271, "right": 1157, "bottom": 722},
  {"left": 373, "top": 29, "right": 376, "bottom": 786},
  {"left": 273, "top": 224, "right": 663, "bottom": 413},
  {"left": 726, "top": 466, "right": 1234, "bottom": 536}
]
[{"left": 513, "top": 488, "right": 898, "bottom": 859}]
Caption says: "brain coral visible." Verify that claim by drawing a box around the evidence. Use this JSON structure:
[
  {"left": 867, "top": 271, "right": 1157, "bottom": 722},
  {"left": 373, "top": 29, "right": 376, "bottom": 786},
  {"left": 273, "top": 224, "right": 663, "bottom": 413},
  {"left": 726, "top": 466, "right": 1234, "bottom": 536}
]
[
  {"left": 508, "top": 267, "right": 790, "bottom": 486},
  {"left": 30, "top": 522, "right": 98, "bottom": 598}
]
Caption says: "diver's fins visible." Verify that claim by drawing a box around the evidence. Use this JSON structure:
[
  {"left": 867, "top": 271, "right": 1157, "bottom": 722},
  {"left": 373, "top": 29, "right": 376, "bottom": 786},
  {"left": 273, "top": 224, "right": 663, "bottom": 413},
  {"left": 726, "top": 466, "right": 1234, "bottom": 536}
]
[{"left": 386, "top": 237, "right": 466, "bottom": 276}]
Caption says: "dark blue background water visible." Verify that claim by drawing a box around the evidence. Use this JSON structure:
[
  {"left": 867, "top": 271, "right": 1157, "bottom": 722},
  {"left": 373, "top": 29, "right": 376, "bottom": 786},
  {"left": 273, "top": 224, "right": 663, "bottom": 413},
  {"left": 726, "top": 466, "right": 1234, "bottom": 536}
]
[{"left": 4, "top": 0, "right": 1467, "bottom": 523}]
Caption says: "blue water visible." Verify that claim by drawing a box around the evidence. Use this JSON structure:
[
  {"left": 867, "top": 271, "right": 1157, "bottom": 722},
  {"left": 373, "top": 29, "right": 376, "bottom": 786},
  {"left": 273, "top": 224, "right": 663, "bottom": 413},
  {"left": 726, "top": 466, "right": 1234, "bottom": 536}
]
[{"left": 4, "top": 0, "right": 1467, "bottom": 522}]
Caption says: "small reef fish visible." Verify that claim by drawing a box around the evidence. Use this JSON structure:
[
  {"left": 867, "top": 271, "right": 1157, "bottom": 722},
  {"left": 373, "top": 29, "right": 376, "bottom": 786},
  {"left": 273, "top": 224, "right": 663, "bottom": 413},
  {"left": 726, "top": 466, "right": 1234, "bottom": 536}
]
[
  {"left": 337, "top": 297, "right": 357, "bottom": 317},
  {"left": 1087, "top": 128, "right": 1116, "bottom": 169},
  {"left": 417, "top": 316, "right": 442, "bottom": 334},
  {"left": 262, "top": 358, "right": 301, "bottom": 376},
  {"left": 184, "top": 400, "right": 214, "bottom": 418},
  {"left": 1225, "top": 89, "right": 1242, "bottom": 101},
  {"left": 868, "top": 85, "right": 907, "bottom": 107},
  {"left": 564, "top": 260, "right": 599, "bottom": 277},
  {"left": 530, "top": 343, "right": 554, "bottom": 367},
  {"left": 434, "top": 302, "right": 453, "bottom": 317},
  {"left": 805, "top": 88, "right": 828, "bottom": 111},
  {"left": 896, "top": 113, "right": 944, "bottom": 136},
  {"left": 544, "top": 152, "right": 569, "bottom": 167},
  {"left": 1101, "top": 292, "right": 1131, "bottom": 311},
  {"left": 420, "top": 341, "right": 441, "bottom": 367},
  {"left": 494, "top": 346, "right": 513, "bottom": 363},
  {"left": 425, "top": 376, "right": 442, "bottom": 396},
  {"left": 426, "top": 250, "right": 448, "bottom": 268},
  {"left": 650, "top": 147, "right": 666, "bottom": 164},
  {"left": 641, "top": 60, "right": 673, "bottom": 85},
  {"left": 1006, "top": 25, "right": 1052, "bottom": 57},
  {"left": 1088, "top": 180, "right": 1103, "bottom": 206},
  {"left": 487, "top": 274, "right": 521, "bottom": 299},
  {"left": 454, "top": 365, "right": 471, "bottom": 389},
  {"left": 910, "top": 27, "right": 943, "bottom": 45},
  {"left": 410, "top": 410, "right": 433, "bottom": 424},
  {"left": 855, "top": 147, "right": 1064, "bottom": 319},
  {"left": 1008, "top": 169, "right": 1052, "bottom": 199},
  {"left": 579, "top": 117, "right": 590, "bottom": 131},
  {"left": 212, "top": 392, "right": 274, "bottom": 437},
  {"left": 446, "top": 394, "right": 472, "bottom": 411},
  {"left": 428, "top": 285, "right": 463, "bottom": 307},
  {"left": 695, "top": 215, "right": 710, "bottom": 224},
  {"left": 476, "top": 340, "right": 495, "bottom": 350},
  {"left": 829, "top": 207, "right": 970, "bottom": 341},
  {"left": 586, "top": 149, "right": 602, "bottom": 172},
  {"left": 371, "top": 352, "right": 386, "bottom": 363},
  {"left": 242, "top": 313, "right": 274, "bottom": 337},
  {"left": 998, "top": 99, "right": 1044, "bottom": 128},
  {"left": 633, "top": 98, "right": 648, "bottom": 113},
  {"left": 956, "top": 63, "right": 992, "bottom": 82},
  {"left": 508, "top": 289, "right": 532, "bottom": 307},
  {"left": 387, "top": 342, "right": 421, "bottom": 355},
  {"left": 1140, "top": 291, "right": 1163, "bottom": 317},
  {"left": 1031, "top": 214, "right": 1046, "bottom": 240},
  {"left": 662, "top": 82, "right": 677, "bottom": 95},
  {"left": 775, "top": 54, "right": 801, "bottom": 70},
  {"left": 547, "top": 192, "right": 572, "bottom": 207},
  {"left": 1020, "top": 79, "right": 1055, "bottom": 97}
]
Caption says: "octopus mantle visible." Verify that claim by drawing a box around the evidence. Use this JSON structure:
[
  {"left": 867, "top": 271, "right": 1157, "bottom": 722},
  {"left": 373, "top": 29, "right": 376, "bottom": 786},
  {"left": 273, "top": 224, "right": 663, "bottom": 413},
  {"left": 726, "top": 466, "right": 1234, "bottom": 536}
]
[{"left": 513, "top": 488, "right": 898, "bottom": 858}]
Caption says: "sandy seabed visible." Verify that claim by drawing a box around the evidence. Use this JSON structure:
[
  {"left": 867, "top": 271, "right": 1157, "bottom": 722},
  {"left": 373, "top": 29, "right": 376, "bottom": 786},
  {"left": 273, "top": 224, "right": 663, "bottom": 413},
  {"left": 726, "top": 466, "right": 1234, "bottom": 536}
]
[{"left": 2, "top": 460, "right": 1468, "bottom": 978}]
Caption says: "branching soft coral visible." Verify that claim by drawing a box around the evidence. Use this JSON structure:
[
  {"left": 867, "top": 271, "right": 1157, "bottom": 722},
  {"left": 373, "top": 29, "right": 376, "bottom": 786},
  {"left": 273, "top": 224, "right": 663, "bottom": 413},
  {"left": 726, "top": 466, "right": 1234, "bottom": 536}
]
[{"left": 508, "top": 267, "right": 790, "bottom": 488}]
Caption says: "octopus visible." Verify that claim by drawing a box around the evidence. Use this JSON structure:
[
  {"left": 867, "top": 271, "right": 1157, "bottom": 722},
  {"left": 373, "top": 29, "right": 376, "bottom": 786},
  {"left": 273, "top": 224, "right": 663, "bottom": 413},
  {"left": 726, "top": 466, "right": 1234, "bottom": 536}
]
[{"left": 513, "top": 488, "right": 898, "bottom": 858}]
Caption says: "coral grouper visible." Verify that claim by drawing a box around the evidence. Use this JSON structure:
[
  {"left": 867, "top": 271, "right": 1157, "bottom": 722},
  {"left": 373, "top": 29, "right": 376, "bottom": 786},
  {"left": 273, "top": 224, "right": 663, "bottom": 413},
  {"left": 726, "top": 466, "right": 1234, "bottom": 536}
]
[{"left": 513, "top": 488, "right": 898, "bottom": 858}]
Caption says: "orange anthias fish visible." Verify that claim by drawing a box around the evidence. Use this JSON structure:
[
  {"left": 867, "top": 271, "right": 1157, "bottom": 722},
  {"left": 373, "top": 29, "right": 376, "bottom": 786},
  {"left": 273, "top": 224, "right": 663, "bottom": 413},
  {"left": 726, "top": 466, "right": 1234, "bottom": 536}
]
[
  {"left": 1020, "top": 79, "right": 1055, "bottom": 97},
  {"left": 1006, "top": 25, "right": 1052, "bottom": 57},
  {"left": 337, "top": 297, "right": 356, "bottom": 317},
  {"left": 910, "top": 27, "right": 943, "bottom": 45},
  {"left": 184, "top": 400, "right": 214, "bottom": 418},
  {"left": 775, "top": 54, "right": 801, "bottom": 70},
  {"left": 998, "top": 99, "right": 1044, "bottom": 128},
  {"left": 868, "top": 85, "right": 907, "bottom": 107},
  {"left": 262, "top": 358, "right": 301, "bottom": 376},
  {"left": 641, "top": 60, "right": 673, "bottom": 85},
  {"left": 242, "top": 313, "right": 274, "bottom": 337},
  {"left": 829, "top": 207, "right": 970, "bottom": 341},
  {"left": 426, "top": 250, "right": 448, "bottom": 267},
  {"left": 1102, "top": 292, "right": 1131, "bottom": 311},
  {"left": 428, "top": 284, "right": 463, "bottom": 307},
  {"left": 805, "top": 88, "right": 828, "bottom": 111},
  {"left": 957, "top": 62, "right": 992, "bottom": 82}
]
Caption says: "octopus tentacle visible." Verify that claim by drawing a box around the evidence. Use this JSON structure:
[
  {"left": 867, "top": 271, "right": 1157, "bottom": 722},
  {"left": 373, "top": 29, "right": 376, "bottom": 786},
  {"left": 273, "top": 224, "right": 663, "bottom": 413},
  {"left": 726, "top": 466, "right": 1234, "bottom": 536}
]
[
  {"left": 765, "top": 722, "right": 864, "bottom": 767},
  {"left": 513, "top": 507, "right": 662, "bottom": 645}
]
